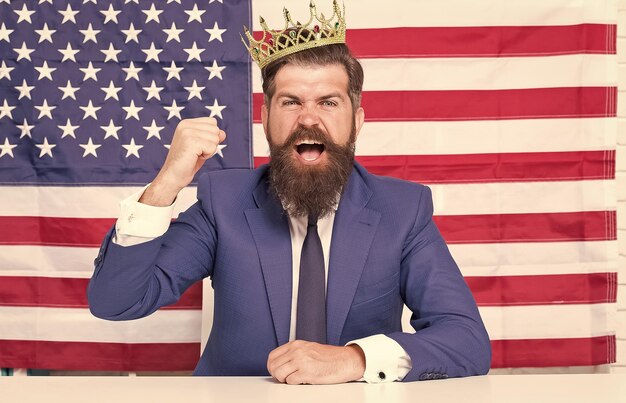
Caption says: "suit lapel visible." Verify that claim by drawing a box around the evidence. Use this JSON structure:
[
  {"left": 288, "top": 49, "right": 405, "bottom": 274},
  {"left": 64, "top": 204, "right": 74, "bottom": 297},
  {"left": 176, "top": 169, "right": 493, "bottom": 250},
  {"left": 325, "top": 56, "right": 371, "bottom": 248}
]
[
  {"left": 326, "top": 167, "right": 381, "bottom": 345},
  {"left": 244, "top": 180, "right": 292, "bottom": 347}
]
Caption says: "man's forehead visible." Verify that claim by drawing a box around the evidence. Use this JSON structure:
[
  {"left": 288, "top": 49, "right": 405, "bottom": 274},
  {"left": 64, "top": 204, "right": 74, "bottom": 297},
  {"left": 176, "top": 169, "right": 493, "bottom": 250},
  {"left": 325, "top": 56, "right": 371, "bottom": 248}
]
[{"left": 273, "top": 63, "right": 350, "bottom": 96}]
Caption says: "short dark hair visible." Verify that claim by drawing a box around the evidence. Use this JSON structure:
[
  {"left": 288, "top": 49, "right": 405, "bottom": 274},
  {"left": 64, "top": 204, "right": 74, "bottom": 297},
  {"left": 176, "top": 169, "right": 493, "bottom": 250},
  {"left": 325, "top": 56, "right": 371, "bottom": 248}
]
[{"left": 261, "top": 43, "right": 364, "bottom": 112}]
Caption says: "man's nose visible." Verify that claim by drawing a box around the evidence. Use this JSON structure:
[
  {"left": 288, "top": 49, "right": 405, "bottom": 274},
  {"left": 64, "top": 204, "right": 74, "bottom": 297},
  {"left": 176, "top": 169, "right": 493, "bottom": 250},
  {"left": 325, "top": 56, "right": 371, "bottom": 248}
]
[{"left": 297, "top": 105, "right": 321, "bottom": 127}]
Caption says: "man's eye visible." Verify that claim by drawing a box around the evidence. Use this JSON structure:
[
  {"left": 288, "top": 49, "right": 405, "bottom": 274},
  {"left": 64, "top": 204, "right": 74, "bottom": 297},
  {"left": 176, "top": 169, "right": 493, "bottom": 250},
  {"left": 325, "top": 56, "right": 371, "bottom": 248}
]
[
  {"left": 282, "top": 100, "right": 298, "bottom": 106},
  {"left": 321, "top": 100, "right": 337, "bottom": 107}
]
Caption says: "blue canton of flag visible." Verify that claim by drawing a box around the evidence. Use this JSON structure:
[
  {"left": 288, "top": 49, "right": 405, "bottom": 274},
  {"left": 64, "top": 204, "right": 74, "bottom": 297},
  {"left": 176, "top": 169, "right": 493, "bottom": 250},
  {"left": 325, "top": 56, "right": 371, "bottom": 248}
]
[{"left": 0, "top": 0, "right": 252, "bottom": 185}]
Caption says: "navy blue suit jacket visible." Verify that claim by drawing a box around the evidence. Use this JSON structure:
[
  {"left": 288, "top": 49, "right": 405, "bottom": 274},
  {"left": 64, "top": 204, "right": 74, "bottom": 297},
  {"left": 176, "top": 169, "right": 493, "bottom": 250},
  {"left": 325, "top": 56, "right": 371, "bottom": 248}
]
[{"left": 88, "top": 162, "right": 491, "bottom": 380}]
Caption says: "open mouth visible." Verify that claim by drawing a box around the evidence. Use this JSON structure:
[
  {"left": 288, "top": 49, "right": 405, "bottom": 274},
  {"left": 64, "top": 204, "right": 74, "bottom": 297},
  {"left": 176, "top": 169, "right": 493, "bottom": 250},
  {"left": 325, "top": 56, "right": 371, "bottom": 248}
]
[{"left": 295, "top": 140, "right": 325, "bottom": 162}]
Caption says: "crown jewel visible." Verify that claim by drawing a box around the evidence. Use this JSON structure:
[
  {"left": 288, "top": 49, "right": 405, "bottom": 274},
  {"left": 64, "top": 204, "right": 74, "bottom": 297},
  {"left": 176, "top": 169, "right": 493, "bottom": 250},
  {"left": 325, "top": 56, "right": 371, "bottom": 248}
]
[{"left": 242, "top": 0, "right": 346, "bottom": 69}]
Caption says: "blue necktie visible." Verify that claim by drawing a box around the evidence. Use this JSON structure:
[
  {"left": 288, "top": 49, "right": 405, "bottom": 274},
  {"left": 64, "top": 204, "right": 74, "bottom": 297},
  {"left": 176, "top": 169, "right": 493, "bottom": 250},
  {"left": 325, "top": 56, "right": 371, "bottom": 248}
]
[{"left": 295, "top": 215, "right": 327, "bottom": 343}]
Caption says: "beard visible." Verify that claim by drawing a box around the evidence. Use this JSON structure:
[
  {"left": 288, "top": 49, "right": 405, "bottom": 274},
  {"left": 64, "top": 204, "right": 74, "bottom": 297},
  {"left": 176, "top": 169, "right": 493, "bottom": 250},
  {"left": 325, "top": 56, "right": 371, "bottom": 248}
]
[{"left": 267, "top": 124, "right": 356, "bottom": 218}]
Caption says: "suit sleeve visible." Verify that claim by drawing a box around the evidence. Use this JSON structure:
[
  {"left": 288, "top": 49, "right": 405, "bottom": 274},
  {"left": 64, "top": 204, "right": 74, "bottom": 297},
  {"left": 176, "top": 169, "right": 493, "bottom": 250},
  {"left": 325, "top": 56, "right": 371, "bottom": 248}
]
[
  {"left": 87, "top": 176, "right": 218, "bottom": 321},
  {"left": 385, "top": 185, "right": 492, "bottom": 381}
]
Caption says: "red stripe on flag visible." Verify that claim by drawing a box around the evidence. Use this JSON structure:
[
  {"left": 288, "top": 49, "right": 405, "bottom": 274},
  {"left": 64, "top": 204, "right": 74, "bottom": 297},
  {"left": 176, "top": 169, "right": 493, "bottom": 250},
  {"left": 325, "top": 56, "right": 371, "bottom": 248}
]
[
  {"left": 0, "top": 340, "right": 200, "bottom": 371},
  {"left": 254, "top": 150, "right": 615, "bottom": 184},
  {"left": 0, "top": 277, "right": 202, "bottom": 309},
  {"left": 435, "top": 211, "right": 616, "bottom": 244},
  {"left": 467, "top": 273, "right": 617, "bottom": 306},
  {"left": 1, "top": 274, "right": 614, "bottom": 309},
  {"left": 0, "top": 211, "right": 615, "bottom": 246},
  {"left": 0, "top": 216, "right": 114, "bottom": 247},
  {"left": 254, "top": 24, "right": 616, "bottom": 58},
  {"left": 0, "top": 336, "right": 614, "bottom": 371},
  {"left": 490, "top": 336, "right": 616, "bottom": 368},
  {"left": 252, "top": 87, "right": 616, "bottom": 122}
]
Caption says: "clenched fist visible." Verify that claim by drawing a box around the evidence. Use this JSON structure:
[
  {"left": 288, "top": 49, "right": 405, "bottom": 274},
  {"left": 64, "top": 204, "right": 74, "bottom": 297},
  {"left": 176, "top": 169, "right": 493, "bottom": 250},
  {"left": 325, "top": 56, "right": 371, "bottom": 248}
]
[{"left": 139, "top": 117, "right": 226, "bottom": 206}]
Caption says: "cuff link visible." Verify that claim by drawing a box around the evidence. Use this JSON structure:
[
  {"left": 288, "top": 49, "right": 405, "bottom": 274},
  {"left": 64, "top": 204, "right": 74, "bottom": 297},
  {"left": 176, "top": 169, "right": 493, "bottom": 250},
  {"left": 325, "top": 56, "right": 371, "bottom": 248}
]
[{"left": 377, "top": 371, "right": 386, "bottom": 381}]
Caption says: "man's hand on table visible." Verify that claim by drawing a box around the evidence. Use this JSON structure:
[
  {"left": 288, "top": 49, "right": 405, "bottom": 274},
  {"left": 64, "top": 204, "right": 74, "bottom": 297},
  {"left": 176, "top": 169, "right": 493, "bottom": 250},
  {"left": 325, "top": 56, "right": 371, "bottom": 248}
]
[{"left": 267, "top": 340, "right": 366, "bottom": 385}]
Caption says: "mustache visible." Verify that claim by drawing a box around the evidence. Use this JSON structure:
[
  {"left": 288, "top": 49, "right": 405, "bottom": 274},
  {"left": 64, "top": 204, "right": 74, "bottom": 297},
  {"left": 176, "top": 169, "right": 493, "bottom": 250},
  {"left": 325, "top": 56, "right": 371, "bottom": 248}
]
[{"left": 283, "top": 125, "right": 333, "bottom": 148}]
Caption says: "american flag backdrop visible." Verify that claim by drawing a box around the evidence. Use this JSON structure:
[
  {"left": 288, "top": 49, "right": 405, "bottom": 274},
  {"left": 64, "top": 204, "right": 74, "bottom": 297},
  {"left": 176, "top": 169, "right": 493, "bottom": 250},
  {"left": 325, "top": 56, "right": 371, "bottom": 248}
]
[{"left": 0, "top": 0, "right": 618, "bottom": 372}]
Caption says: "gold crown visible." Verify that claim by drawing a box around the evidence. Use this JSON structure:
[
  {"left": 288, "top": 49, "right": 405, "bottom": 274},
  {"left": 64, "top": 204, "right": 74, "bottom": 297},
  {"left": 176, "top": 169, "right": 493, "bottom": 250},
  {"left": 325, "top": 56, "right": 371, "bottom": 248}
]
[{"left": 241, "top": 0, "right": 346, "bottom": 69}]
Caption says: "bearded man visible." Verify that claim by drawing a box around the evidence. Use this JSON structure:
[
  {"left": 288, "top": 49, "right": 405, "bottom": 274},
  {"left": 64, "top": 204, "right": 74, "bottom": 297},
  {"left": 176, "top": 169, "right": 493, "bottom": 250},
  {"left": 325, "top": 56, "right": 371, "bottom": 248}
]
[{"left": 88, "top": 1, "right": 491, "bottom": 384}]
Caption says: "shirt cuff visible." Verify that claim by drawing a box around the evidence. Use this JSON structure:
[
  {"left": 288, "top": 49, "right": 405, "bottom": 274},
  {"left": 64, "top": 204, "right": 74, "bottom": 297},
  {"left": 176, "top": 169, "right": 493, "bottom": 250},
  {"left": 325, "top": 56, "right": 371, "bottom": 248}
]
[
  {"left": 114, "top": 184, "right": 175, "bottom": 244},
  {"left": 347, "top": 334, "right": 412, "bottom": 383}
]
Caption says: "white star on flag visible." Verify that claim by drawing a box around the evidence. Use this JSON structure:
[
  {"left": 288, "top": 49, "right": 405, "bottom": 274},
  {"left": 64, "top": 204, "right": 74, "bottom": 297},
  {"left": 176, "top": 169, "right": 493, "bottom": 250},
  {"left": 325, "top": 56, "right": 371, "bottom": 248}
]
[
  {"left": 206, "top": 22, "right": 226, "bottom": 42},
  {"left": 206, "top": 60, "right": 226, "bottom": 80},
  {"left": 122, "top": 138, "right": 144, "bottom": 158},
  {"left": 58, "top": 118, "right": 79, "bottom": 139},
  {"left": 143, "top": 120, "right": 164, "bottom": 140},
  {"left": 59, "top": 4, "right": 79, "bottom": 24},
  {"left": 185, "top": 80, "right": 205, "bottom": 100},
  {"left": 80, "top": 61, "right": 100, "bottom": 81},
  {"left": 80, "top": 23, "right": 100, "bottom": 44},
  {"left": 36, "top": 137, "right": 56, "bottom": 158},
  {"left": 123, "top": 61, "right": 142, "bottom": 81},
  {"left": 59, "top": 43, "right": 80, "bottom": 62},
  {"left": 142, "top": 42, "right": 163, "bottom": 63},
  {"left": 0, "top": 99, "right": 16, "bottom": 120},
  {"left": 80, "top": 100, "right": 101, "bottom": 120},
  {"left": 35, "top": 61, "right": 57, "bottom": 81},
  {"left": 143, "top": 4, "right": 163, "bottom": 24},
  {"left": 14, "top": 42, "right": 35, "bottom": 62},
  {"left": 17, "top": 118, "right": 34, "bottom": 139},
  {"left": 184, "top": 41, "right": 205, "bottom": 62},
  {"left": 101, "top": 4, "right": 121, "bottom": 24},
  {"left": 143, "top": 80, "right": 164, "bottom": 101},
  {"left": 15, "top": 5, "right": 36, "bottom": 24},
  {"left": 0, "top": 23, "right": 14, "bottom": 42},
  {"left": 123, "top": 100, "right": 143, "bottom": 120},
  {"left": 164, "top": 61, "right": 183, "bottom": 81},
  {"left": 101, "top": 81, "right": 122, "bottom": 101},
  {"left": 0, "top": 138, "right": 17, "bottom": 158},
  {"left": 58, "top": 80, "right": 79, "bottom": 100},
  {"left": 0, "top": 60, "right": 14, "bottom": 80},
  {"left": 164, "top": 100, "right": 184, "bottom": 120},
  {"left": 164, "top": 22, "right": 184, "bottom": 43},
  {"left": 185, "top": 4, "right": 205, "bottom": 23},
  {"left": 101, "top": 119, "right": 122, "bottom": 140},
  {"left": 35, "top": 99, "right": 56, "bottom": 119},
  {"left": 215, "top": 144, "right": 227, "bottom": 158},
  {"left": 79, "top": 138, "right": 102, "bottom": 158},
  {"left": 35, "top": 23, "right": 56, "bottom": 43},
  {"left": 101, "top": 43, "right": 122, "bottom": 62},
  {"left": 15, "top": 79, "right": 34, "bottom": 100},
  {"left": 121, "top": 23, "right": 141, "bottom": 43},
  {"left": 206, "top": 99, "right": 226, "bottom": 119}
]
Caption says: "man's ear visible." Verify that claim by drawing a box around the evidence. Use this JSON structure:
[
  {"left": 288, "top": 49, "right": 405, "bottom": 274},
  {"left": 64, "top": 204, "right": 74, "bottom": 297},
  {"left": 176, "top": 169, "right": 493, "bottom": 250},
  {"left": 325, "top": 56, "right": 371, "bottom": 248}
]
[
  {"left": 354, "top": 106, "right": 365, "bottom": 139},
  {"left": 261, "top": 104, "right": 269, "bottom": 141}
]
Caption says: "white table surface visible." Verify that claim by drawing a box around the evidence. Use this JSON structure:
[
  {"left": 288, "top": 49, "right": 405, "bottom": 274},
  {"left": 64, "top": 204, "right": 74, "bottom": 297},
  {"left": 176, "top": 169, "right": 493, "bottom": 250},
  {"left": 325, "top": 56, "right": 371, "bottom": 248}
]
[{"left": 2, "top": 374, "right": 625, "bottom": 403}]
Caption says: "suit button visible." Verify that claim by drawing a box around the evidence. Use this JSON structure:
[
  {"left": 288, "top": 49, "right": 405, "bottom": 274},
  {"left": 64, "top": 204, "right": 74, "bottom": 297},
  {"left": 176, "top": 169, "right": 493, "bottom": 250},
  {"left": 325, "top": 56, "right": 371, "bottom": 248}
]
[{"left": 378, "top": 371, "right": 386, "bottom": 381}]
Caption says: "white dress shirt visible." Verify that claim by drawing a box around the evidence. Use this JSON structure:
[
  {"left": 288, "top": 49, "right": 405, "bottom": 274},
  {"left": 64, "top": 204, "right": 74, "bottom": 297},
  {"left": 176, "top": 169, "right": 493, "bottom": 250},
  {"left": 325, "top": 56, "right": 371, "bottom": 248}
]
[{"left": 113, "top": 187, "right": 412, "bottom": 383}]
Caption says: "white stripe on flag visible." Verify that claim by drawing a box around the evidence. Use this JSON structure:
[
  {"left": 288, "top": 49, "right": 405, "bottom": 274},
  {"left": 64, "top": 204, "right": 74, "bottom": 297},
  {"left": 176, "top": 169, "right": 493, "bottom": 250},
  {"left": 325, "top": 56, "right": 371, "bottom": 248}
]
[
  {"left": 253, "top": 118, "right": 617, "bottom": 156},
  {"left": 0, "top": 180, "right": 614, "bottom": 218},
  {"left": 0, "top": 306, "right": 201, "bottom": 343},
  {"left": 0, "top": 303, "right": 614, "bottom": 343},
  {"left": 252, "top": 0, "right": 616, "bottom": 28},
  {"left": 399, "top": 303, "right": 617, "bottom": 339},
  {"left": 0, "top": 241, "right": 616, "bottom": 278}
]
